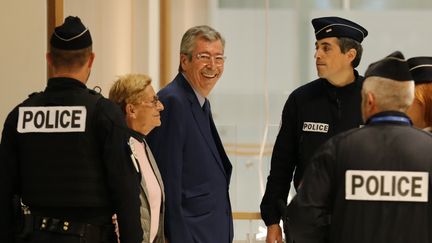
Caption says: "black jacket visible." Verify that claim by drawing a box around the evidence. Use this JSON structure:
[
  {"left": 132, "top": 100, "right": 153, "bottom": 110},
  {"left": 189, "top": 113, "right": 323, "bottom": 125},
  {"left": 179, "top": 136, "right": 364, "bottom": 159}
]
[
  {"left": 261, "top": 71, "right": 364, "bottom": 225},
  {"left": 287, "top": 111, "right": 432, "bottom": 243},
  {"left": 0, "top": 78, "right": 143, "bottom": 243}
]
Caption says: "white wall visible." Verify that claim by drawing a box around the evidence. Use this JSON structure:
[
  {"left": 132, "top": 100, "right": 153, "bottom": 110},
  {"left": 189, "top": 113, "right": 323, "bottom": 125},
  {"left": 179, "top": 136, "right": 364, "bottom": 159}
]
[
  {"left": 64, "top": 0, "right": 160, "bottom": 94},
  {"left": 169, "top": 0, "right": 210, "bottom": 79},
  {"left": 65, "top": 0, "right": 139, "bottom": 96},
  {"left": 0, "top": 1, "right": 159, "bottom": 139},
  {"left": 0, "top": 2, "right": 46, "bottom": 138}
]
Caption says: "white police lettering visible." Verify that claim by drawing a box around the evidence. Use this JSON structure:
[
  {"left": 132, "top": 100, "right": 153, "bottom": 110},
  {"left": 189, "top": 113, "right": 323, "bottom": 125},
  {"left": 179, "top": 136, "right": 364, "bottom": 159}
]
[
  {"left": 345, "top": 170, "right": 428, "bottom": 202},
  {"left": 17, "top": 106, "right": 86, "bottom": 133},
  {"left": 302, "top": 122, "right": 329, "bottom": 133}
]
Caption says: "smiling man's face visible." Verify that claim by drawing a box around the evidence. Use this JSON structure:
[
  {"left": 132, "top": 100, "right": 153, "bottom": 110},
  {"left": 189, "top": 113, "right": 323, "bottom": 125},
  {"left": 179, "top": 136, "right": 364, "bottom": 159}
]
[{"left": 181, "top": 37, "right": 225, "bottom": 97}]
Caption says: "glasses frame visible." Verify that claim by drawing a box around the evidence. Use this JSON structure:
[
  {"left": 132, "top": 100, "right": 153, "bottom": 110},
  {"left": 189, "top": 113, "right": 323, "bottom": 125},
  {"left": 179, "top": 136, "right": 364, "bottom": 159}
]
[
  {"left": 142, "top": 95, "right": 160, "bottom": 108},
  {"left": 195, "top": 53, "right": 226, "bottom": 66}
]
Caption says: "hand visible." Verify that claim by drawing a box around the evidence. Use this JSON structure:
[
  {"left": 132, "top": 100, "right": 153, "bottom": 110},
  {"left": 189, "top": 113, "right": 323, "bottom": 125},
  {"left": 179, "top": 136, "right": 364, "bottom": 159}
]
[
  {"left": 266, "top": 224, "right": 283, "bottom": 243},
  {"left": 112, "top": 214, "right": 120, "bottom": 242}
]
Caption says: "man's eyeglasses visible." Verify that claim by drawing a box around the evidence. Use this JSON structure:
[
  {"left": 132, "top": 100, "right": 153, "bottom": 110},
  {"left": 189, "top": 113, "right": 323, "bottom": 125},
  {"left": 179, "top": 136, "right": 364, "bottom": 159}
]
[
  {"left": 196, "top": 53, "right": 226, "bottom": 66},
  {"left": 143, "top": 95, "right": 160, "bottom": 107}
]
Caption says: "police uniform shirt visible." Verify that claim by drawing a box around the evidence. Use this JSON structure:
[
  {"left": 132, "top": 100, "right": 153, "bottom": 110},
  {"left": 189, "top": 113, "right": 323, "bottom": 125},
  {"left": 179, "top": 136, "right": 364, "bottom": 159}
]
[
  {"left": 286, "top": 111, "right": 432, "bottom": 243},
  {"left": 0, "top": 77, "right": 143, "bottom": 243},
  {"left": 260, "top": 71, "right": 364, "bottom": 226}
]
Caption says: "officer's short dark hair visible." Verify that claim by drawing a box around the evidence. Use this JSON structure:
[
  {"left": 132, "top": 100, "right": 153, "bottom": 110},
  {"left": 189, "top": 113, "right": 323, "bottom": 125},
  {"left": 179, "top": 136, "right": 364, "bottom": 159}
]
[
  {"left": 338, "top": 37, "right": 363, "bottom": 68},
  {"left": 49, "top": 46, "right": 92, "bottom": 70}
]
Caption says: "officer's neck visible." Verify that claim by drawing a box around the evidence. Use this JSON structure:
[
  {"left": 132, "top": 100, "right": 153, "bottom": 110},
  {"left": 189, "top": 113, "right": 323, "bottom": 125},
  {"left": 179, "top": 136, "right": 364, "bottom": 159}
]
[
  {"left": 326, "top": 69, "right": 355, "bottom": 87},
  {"left": 51, "top": 68, "right": 89, "bottom": 85}
]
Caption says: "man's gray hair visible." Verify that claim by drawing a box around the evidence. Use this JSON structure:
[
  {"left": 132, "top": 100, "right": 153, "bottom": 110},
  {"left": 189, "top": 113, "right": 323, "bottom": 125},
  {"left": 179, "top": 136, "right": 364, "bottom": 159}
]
[
  {"left": 178, "top": 25, "right": 225, "bottom": 72},
  {"left": 362, "top": 76, "right": 414, "bottom": 112}
]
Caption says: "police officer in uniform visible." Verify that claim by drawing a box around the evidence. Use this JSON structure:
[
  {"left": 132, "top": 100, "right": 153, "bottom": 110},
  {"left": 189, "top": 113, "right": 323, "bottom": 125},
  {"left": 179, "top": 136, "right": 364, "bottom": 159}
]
[
  {"left": 260, "top": 16, "right": 368, "bottom": 242},
  {"left": 0, "top": 16, "right": 143, "bottom": 243},
  {"left": 286, "top": 51, "right": 432, "bottom": 243},
  {"left": 406, "top": 56, "right": 432, "bottom": 129}
]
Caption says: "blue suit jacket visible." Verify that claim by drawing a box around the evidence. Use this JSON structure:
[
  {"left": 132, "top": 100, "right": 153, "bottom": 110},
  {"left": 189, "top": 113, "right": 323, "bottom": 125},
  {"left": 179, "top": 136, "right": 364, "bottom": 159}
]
[{"left": 147, "top": 74, "right": 234, "bottom": 243}]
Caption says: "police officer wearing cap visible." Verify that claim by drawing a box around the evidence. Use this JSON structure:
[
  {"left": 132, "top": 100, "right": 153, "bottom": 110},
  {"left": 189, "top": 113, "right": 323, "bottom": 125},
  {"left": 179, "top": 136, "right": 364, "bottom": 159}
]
[
  {"left": 260, "top": 16, "right": 368, "bottom": 242},
  {"left": 406, "top": 56, "right": 432, "bottom": 129},
  {"left": 0, "top": 16, "right": 143, "bottom": 243},
  {"left": 286, "top": 51, "right": 432, "bottom": 243}
]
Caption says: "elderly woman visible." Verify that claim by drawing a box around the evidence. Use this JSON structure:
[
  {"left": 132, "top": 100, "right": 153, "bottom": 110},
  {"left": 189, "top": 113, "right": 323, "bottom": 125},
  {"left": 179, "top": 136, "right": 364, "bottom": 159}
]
[{"left": 109, "top": 74, "right": 165, "bottom": 243}]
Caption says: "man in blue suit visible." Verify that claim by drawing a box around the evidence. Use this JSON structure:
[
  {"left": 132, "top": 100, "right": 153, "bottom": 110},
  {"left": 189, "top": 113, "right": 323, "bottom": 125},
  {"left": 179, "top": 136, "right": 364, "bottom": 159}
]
[{"left": 147, "top": 25, "right": 233, "bottom": 243}]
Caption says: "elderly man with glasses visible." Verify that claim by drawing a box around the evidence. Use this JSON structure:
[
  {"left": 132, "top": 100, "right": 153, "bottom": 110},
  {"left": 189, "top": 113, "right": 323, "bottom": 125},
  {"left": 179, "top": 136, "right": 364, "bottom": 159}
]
[{"left": 147, "top": 25, "right": 233, "bottom": 243}]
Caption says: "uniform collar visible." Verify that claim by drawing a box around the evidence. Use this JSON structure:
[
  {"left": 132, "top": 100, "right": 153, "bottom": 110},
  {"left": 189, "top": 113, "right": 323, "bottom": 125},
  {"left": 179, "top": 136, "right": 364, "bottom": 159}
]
[
  {"left": 366, "top": 111, "right": 412, "bottom": 126},
  {"left": 46, "top": 77, "right": 87, "bottom": 91},
  {"left": 323, "top": 69, "right": 361, "bottom": 91}
]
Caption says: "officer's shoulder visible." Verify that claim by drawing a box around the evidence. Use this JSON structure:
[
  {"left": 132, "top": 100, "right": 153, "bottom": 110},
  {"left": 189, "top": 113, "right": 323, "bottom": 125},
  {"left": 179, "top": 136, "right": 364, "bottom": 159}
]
[
  {"left": 28, "top": 91, "right": 42, "bottom": 98},
  {"left": 290, "top": 78, "right": 323, "bottom": 98},
  {"left": 85, "top": 88, "right": 104, "bottom": 99},
  {"left": 96, "top": 96, "right": 120, "bottom": 111},
  {"left": 94, "top": 97, "right": 127, "bottom": 126},
  {"left": 321, "top": 127, "right": 364, "bottom": 149},
  {"left": 21, "top": 91, "right": 44, "bottom": 104},
  {"left": 411, "top": 126, "right": 432, "bottom": 139}
]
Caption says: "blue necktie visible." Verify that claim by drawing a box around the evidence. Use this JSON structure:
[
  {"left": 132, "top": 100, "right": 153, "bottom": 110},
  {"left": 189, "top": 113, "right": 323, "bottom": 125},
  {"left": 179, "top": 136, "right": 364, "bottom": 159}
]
[{"left": 203, "top": 99, "right": 210, "bottom": 116}]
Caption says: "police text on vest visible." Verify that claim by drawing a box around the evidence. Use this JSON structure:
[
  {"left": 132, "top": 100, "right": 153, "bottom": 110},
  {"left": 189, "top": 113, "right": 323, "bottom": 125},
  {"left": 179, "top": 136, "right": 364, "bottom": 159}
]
[
  {"left": 17, "top": 106, "right": 86, "bottom": 133},
  {"left": 345, "top": 170, "right": 428, "bottom": 202},
  {"left": 302, "top": 122, "right": 329, "bottom": 133}
]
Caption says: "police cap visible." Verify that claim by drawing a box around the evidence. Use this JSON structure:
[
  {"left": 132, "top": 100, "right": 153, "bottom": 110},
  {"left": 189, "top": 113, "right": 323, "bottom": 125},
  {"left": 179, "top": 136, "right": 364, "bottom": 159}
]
[
  {"left": 365, "top": 51, "right": 413, "bottom": 82},
  {"left": 312, "top": 16, "right": 368, "bottom": 43},
  {"left": 407, "top": 56, "right": 432, "bottom": 84},
  {"left": 50, "top": 16, "right": 92, "bottom": 50}
]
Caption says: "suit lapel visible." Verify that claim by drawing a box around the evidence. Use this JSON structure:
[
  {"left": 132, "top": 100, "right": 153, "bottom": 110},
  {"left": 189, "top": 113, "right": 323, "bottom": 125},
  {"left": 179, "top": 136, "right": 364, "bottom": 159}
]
[
  {"left": 177, "top": 76, "right": 228, "bottom": 178},
  {"left": 209, "top": 111, "right": 233, "bottom": 182}
]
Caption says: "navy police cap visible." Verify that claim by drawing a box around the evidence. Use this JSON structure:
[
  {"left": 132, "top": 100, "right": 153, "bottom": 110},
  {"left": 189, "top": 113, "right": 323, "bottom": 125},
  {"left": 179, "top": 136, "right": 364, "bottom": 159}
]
[
  {"left": 50, "top": 16, "right": 92, "bottom": 50},
  {"left": 312, "top": 16, "right": 368, "bottom": 43},
  {"left": 365, "top": 51, "right": 413, "bottom": 82},
  {"left": 407, "top": 56, "right": 432, "bottom": 84}
]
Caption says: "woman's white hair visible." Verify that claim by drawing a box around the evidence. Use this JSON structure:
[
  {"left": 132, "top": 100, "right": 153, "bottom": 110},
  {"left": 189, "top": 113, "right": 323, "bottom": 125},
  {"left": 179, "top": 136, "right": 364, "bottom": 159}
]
[{"left": 362, "top": 76, "right": 414, "bottom": 112}]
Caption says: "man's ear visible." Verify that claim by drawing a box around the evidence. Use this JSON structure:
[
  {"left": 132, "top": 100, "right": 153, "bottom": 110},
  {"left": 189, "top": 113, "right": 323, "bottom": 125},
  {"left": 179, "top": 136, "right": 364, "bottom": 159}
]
[
  {"left": 87, "top": 52, "right": 95, "bottom": 68},
  {"left": 366, "top": 92, "right": 376, "bottom": 112},
  {"left": 46, "top": 53, "right": 53, "bottom": 67},
  {"left": 125, "top": 103, "right": 136, "bottom": 119},
  {"left": 180, "top": 54, "right": 188, "bottom": 71},
  {"left": 347, "top": 48, "right": 357, "bottom": 63}
]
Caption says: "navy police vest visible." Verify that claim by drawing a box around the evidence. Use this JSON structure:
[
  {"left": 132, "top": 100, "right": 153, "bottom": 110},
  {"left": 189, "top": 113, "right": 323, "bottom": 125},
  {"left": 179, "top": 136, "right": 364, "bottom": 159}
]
[{"left": 17, "top": 87, "right": 111, "bottom": 208}]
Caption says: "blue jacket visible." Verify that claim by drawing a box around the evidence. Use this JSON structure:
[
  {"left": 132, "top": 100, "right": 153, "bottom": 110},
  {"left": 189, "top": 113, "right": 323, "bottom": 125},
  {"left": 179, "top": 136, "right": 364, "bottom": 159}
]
[{"left": 147, "top": 73, "right": 233, "bottom": 243}]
